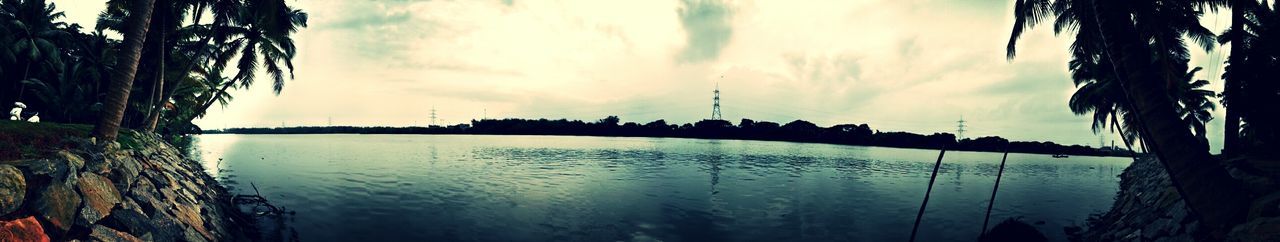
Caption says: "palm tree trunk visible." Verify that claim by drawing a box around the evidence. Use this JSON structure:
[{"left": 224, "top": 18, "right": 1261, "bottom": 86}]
[
  {"left": 93, "top": 0, "right": 157, "bottom": 142},
  {"left": 1224, "top": 0, "right": 1245, "bottom": 155},
  {"left": 144, "top": 17, "right": 166, "bottom": 132},
  {"left": 17, "top": 59, "right": 32, "bottom": 100},
  {"left": 1091, "top": 0, "right": 1247, "bottom": 231},
  {"left": 163, "top": 8, "right": 217, "bottom": 121}
]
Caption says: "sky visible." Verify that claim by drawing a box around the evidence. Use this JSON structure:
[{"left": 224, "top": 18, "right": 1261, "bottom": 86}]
[{"left": 51, "top": 0, "right": 1235, "bottom": 151}]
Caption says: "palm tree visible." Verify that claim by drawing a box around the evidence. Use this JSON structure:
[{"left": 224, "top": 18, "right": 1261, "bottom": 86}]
[
  {"left": 92, "top": 0, "right": 155, "bottom": 142},
  {"left": 1223, "top": 0, "right": 1245, "bottom": 155},
  {"left": 22, "top": 58, "right": 102, "bottom": 123},
  {"left": 96, "top": 0, "right": 202, "bottom": 131},
  {"left": 1066, "top": 56, "right": 1145, "bottom": 148},
  {"left": 179, "top": 1, "right": 306, "bottom": 127},
  {"left": 0, "top": 0, "right": 68, "bottom": 112},
  {"left": 1172, "top": 67, "right": 1217, "bottom": 146},
  {"left": 1221, "top": 0, "right": 1280, "bottom": 152},
  {"left": 164, "top": 65, "right": 230, "bottom": 134},
  {"left": 1007, "top": 0, "right": 1247, "bottom": 230}
]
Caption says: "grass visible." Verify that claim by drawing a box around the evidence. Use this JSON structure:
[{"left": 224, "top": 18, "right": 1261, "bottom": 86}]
[{"left": 0, "top": 121, "right": 142, "bottom": 160}]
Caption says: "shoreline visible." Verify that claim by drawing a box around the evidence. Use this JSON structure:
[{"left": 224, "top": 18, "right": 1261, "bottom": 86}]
[
  {"left": 1072, "top": 155, "right": 1280, "bottom": 241},
  {"left": 1, "top": 122, "right": 247, "bottom": 241},
  {"left": 203, "top": 130, "right": 1136, "bottom": 158}
]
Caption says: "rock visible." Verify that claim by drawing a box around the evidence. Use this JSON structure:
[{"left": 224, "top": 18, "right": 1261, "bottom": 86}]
[
  {"left": 183, "top": 224, "right": 210, "bottom": 242},
  {"left": 0, "top": 216, "right": 50, "bottom": 242},
  {"left": 1123, "top": 229, "right": 1142, "bottom": 240},
  {"left": 101, "top": 206, "right": 151, "bottom": 235},
  {"left": 1144, "top": 218, "right": 1174, "bottom": 239},
  {"left": 1167, "top": 204, "right": 1188, "bottom": 224},
  {"left": 89, "top": 225, "right": 142, "bottom": 242},
  {"left": 1162, "top": 234, "right": 1194, "bottom": 242},
  {"left": 95, "top": 151, "right": 129, "bottom": 174},
  {"left": 32, "top": 179, "right": 81, "bottom": 232},
  {"left": 1229, "top": 216, "right": 1280, "bottom": 242},
  {"left": 1247, "top": 191, "right": 1280, "bottom": 220},
  {"left": 172, "top": 203, "right": 211, "bottom": 240},
  {"left": 7, "top": 132, "right": 236, "bottom": 241},
  {"left": 1157, "top": 188, "right": 1181, "bottom": 208},
  {"left": 128, "top": 175, "right": 161, "bottom": 217},
  {"left": 78, "top": 172, "right": 122, "bottom": 224},
  {"left": 0, "top": 165, "right": 26, "bottom": 215},
  {"left": 147, "top": 213, "right": 183, "bottom": 242},
  {"left": 6, "top": 159, "right": 70, "bottom": 181},
  {"left": 108, "top": 153, "right": 141, "bottom": 193},
  {"left": 55, "top": 150, "right": 85, "bottom": 172},
  {"left": 159, "top": 186, "right": 179, "bottom": 204}
]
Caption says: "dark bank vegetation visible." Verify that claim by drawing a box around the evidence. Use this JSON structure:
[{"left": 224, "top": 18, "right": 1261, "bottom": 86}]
[
  {"left": 208, "top": 116, "right": 1133, "bottom": 157},
  {"left": 0, "top": 0, "right": 308, "bottom": 143}
]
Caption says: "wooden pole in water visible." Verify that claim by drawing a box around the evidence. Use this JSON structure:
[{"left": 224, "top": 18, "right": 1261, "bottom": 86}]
[
  {"left": 909, "top": 148, "right": 947, "bottom": 242},
  {"left": 980, "top": 146, "right": 1011, "bottom": 235}
]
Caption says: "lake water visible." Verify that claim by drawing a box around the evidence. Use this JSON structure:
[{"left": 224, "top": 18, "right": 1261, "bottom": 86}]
[{"left": 191, "top": 134, "right": 1130, "bottom": 242}]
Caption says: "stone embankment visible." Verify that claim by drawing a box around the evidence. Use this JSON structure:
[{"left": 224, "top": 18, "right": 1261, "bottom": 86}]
[
  {"left": 1072, "top": 156, "right": 1280, "bottom": 241},
  {"left": 0, "top": 132, "right": 238, "bottom": 241}
]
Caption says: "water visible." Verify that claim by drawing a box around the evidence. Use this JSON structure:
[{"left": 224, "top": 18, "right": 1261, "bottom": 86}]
[{"left": 191, "top": 134, "right": 1129, "bottom": 242}]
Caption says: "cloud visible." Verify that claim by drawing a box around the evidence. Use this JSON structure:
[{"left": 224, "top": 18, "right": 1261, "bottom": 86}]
[
  {"left": 676, "top": 0, "right": 734, "bottom": 63},
  {"left": 34, "top": 0, "right": 1208, "bottom": 148}
]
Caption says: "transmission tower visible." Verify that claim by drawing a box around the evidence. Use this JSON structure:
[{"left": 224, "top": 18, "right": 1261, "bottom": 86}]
[
  {"left": 956, "top": 116, "right": 967, "bottom": 140},
  {"left": 711, "top": 78, "right": 722, "bottom": 120},
  {"left": 430, "top": 106, "right": 438, "bottom": 126}
]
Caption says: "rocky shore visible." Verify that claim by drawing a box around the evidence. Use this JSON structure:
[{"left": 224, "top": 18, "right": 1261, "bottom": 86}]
[
  {"left": 1071, "top": 156, "right": 1280, "bottom": 241},
  {"left": 0, "top": 130, "right": 240, "bottom": 241}
]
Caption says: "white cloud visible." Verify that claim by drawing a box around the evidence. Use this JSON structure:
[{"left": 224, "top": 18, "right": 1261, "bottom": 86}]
[{"left": 50, "top": 0, "right": 1232, "bottom": 149}]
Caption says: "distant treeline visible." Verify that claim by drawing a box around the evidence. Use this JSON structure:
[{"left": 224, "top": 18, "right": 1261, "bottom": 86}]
[{"left": 208, "top": 116, "right": 1134, "bottom": 157}]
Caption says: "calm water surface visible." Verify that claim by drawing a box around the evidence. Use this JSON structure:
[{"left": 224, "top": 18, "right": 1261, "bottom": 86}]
[{"left": 192, "top": 134, "right": 1129, "bottom": 242}]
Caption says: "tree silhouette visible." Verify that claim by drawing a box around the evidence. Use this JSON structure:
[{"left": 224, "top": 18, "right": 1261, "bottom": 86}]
[{"left": 1007, "top": 0, "right": 1248, "bottom": 229}]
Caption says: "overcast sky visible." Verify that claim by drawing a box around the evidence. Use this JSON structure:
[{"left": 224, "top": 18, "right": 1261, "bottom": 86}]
[{"left": 52, "top": 0, "right": 1234, "bottom": 150}]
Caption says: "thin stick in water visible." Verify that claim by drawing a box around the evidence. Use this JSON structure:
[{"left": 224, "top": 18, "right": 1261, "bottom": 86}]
[
  {"left": 909, "top": 148, "right": 947, "bottom": 242},
  {"left": 981, "top": 146, "right": 1011, "bottom": 235}
]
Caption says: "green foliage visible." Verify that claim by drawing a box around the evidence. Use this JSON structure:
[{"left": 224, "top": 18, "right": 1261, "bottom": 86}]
[{"left": 0, "top": 0, "right": 307, "bottom": 140}]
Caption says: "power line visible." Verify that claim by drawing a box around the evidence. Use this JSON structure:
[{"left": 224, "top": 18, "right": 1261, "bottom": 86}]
[
  {"left": 430, "top": 106, "right": 438, "bottom": 126},
  {"left": 956, "top": 116, "right": 967, "bottom": 140}
]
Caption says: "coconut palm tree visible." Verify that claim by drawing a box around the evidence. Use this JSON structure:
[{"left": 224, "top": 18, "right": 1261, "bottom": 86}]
[
  {"left": 1172, "top": 67, "right": 1217, "bottom": 146},
  {"left": 179, "top": 1, "right": 306, "bottom": 127},
  {"left": 1066, "top": 56, "right": 1144, "bottom": 147},
  {"left": 1221, "top": 0, "right": 1280, "bottom": 153},
  {"left": 96, "top": 0, "right": 206, "bottom": 131},
  {"left": 1007, "top": 0, "right": 1247, "bottom": 230},
  {"left": 0, "top": 0, "right": 69, "bottom": 113},
  {"left": 22, "top": 58, "right": 101, "bottom": 123},
  {"left": 93, "top": 0, "right": 155, "bottom": 142}
]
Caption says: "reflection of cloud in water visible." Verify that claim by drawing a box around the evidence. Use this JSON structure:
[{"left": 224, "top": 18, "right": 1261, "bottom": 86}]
[
  {"left": 191, "top": 134, "right": 243, "bottom": 178},
  {"left": 191, "top": 134, "right": 1130, "bottom": 242}
]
